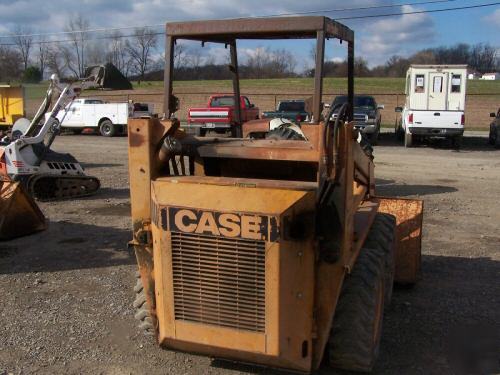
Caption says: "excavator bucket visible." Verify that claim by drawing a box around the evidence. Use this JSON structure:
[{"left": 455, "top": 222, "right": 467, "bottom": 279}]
[
  {"left": 0, "top": 179, "right": 47, "bottom": 240},
  {"left": 375, "top": 197, "right": 424, "bottom": 284},
  {"left": 84, "top": 63, "right": 133, "bottom": 90}
]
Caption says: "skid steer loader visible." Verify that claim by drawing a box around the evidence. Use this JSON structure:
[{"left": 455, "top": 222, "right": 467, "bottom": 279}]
[
  {"left": 0, "top": 69, "right": 116, "bottom": 240},
  {"left": 128, "top": 17, "right": 424, "bottom": 373}
]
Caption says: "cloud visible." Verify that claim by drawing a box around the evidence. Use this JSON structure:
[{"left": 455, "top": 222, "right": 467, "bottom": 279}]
[
  {"left": 0, "top": 0, "right": 470, "bottom": 70},
  {"left": 330, "top": 57, "right": 344, "bottom": 63},
  {"left": 483, "top": 8, "right": 500, "bottom": 28},
  {"left": 359, "top": 5, "right": 435, "bottom": 66}
]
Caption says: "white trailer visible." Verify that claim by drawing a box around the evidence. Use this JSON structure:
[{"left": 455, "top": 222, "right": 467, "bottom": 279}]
[
  {"left": 46, "top": 98, "right": 153, "bottom": 137},
  {"left": 396, "top": 64, "right": 467, "bottom": 148}
]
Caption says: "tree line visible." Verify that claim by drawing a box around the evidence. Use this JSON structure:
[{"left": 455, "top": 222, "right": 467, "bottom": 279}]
[
  {"left": 0, "top": 15, "right": 160, "bottom": 83},
  {"left": 0, "top": 14, "right": 498, "bottom": 83}
]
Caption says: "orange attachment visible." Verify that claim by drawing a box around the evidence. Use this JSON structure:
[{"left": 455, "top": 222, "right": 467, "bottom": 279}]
[{"left": 0, "top": 179, "right": 47, "bottom": 240}]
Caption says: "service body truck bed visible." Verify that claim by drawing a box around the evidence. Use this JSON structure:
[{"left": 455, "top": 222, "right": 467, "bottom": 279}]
[
  {"left": 397, "top": 65, "right": 467, "bottom": 147},
  {"left": 46, "top": 98, "right": 152, "bottom": 137}
]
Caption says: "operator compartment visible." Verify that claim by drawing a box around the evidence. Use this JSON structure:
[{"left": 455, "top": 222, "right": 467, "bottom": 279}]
[{"left": 151, "top": 178, "right": 316, "bottom": 370}]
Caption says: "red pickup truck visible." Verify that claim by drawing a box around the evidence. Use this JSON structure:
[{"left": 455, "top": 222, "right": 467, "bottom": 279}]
[{"left": 188, "top": 94, "right": 259, "bottom": 136}]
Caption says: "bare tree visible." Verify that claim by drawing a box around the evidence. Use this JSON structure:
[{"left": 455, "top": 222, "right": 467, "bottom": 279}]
[
  {"left": 270, "top": 49, "right": 296, "bottom": 77},
  {"left": 174, "top": 42, "right": 187, "bottom": 68},
  {"left": 12, "top": 26, "right": 33, "bottom": 70},
  {"left": 245, "top": 47, "right": 271, "bottom": 79},
  {"left": 125, "top": 27, "right": 158, "bottom": 80},
  {"left": 245, "top": 47, "right": 296, "bottom": 78},
  {"left": 0, "top": 46, "right": 23, "bottom": 81},
  {"left": 470, "top": 43, "right": 498, "bottom": 73},
  {"left": 37, "top": 36, "right": 50, "bottom": 78},
  {"left": 46, "top": 45, "right": 65, "bottom": 78},
  {"left": 187, "top": 47, "right": 203, "bottom": 69},
  {"left": 106, "top": 31, "right": 131, "bottom": 75},
  {"left": 63, "top": 14, "right": 90, "bottom": 78},
  {"left": 85, "top": 41, "right": 107, "bottom": 66}
]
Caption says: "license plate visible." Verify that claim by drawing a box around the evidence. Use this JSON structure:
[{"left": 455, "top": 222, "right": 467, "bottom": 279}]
[{"left": 205, "top": 123, "right": 216, "bottom": 128}]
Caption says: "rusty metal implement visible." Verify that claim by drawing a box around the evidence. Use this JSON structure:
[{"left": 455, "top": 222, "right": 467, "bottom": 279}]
[{"left": 0, "top": 178, "right": 46, "bottom": 240}]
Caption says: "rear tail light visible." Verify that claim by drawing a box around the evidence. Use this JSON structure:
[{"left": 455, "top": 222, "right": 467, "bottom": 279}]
[
  {"left": 296, "top": 114, "right": 302, "bottom": 122},
  {"left": 461, "top": 114, "right": 465, "bottom": 125},
  {"left": 408, "top": 113, "right": 414, "bottom": 124}
]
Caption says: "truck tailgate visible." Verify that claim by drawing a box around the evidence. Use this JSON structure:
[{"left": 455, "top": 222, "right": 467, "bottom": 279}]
[
  {"left": 411, "top": 110, "right": 463, "bottom": 129},
  {"left": 189, "top": 107, "right": 231, "bottom": 123}
]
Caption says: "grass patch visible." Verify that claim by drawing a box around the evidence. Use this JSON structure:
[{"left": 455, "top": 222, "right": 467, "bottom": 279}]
[
  {"left": 131, "top": 77, "right": 499, "bottom": 95},
  {"left": 22, "top": 77, "right": 500, "bottom": 100}
]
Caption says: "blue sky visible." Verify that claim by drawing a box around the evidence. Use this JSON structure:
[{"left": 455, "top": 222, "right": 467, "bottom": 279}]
[{"left": 0, "top": 0, "right": 498, "bottom": 68}]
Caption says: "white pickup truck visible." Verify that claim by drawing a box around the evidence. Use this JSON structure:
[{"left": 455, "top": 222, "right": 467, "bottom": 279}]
[
  {"left": 396, "top": 65, "right": 467, "bottom": 148},
  {"left": 46, "top": 98, "right": 152, "bottom": 137}
]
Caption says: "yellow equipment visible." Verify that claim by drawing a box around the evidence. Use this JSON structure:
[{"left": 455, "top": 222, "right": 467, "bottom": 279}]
[
  {"left": 0, "top": 85, "right": 26, "bottom": 127},
  {"left": 128, "top": 16, "right": 423, "bottom": 373}
]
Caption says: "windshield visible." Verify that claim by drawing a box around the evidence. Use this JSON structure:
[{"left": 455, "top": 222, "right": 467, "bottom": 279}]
[
  {"left": 278, "top": 101, "right": 305, "bottom": 112},
  {"left": 210, "top": 96, "right": 235, "bottom": 107},
  {"left": 333, "top": 96, "right": 376, "bottom": 109}
]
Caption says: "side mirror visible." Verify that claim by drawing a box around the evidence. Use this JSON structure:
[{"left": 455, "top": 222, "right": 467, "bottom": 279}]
[
  {"left": 490, "top": 112, "right": 496, "bottom": 118},
  {"left": 377, "top": 104, "right": 385, "bottom": 110},
  {"left": 395, "top": 107, "right": 403, "bottom": 113}
]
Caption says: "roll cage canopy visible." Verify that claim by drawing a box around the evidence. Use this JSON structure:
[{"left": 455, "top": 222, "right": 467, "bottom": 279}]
[{"left": 164, "top": 16, "right": 355, "bottom": 131}]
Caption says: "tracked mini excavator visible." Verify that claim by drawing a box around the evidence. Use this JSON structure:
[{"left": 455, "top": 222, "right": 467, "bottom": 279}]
[
  {"left": 128, "top": 17, "right": 424, "bottom": 373},
  {"left": 0, "top": 73, "right": 107, "bottom": 239}
]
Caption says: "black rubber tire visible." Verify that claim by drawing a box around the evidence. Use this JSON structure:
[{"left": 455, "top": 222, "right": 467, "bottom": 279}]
[
  {"left": 363, "top": 213, "right": 396, "bottom": 306},
  {"left": 133, "top": 271, "right": 155, "bottom": 336},
  {"left": 395, "top": 119, "right": 404, "bottom": 142},
  {"left": 328, "top": 247, "right": 386, "bottom": 372},
  {"left": 199, "top": 128, "right": 207, "bottom": 137},
  {"left": 491, "top": 126, "right": 500, "bottom": 148},
  {"left": 266, "top": 125, "right": 306, "bottom": 140},
  {"left": 367, "top": 131, "right": 379, "bottom": 146},
  {"left": 488, "top": 125, "right": 495, "bottom": 145},
  {"left": 358, "top": 133, "right": 374, "bottom": 160},
  {"left": 99, "top": 120, "right": 115, "bottom": 137},
  {"left": 451, "top": 135, "right": 462, "bottom": 149}
]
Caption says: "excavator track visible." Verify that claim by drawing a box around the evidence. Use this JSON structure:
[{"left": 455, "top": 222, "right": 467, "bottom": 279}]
[{"left": 27, "top": 174, "right": 100, "bottom": 201}]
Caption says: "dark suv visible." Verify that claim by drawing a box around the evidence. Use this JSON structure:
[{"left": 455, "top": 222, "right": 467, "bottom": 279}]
[
  {"left": 488, "top": 108, "right": 500, "bottom": 148},
  {"left": 331, "top": 95, "right": 384, "bottom": 144}
]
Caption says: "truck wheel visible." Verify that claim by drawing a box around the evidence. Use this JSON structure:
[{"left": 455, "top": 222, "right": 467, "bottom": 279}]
[
  {"left": 488, "top": 126, "right": 495, "bottom": 145},
  {"left": 99, "top": 120, "right": 115, "bottom": 137},
  {"left": 404, "top": 131, "right": 413, "bottom": 147},
  {"left": 199, "top": 128, "right": 207, "bottom": 137},
  {"left": 363, "top": 213, "right": 396, "bottom": 305},
  {"left": 490, "top": 126, "right": 499, "bottom": 148},
  {"left": 328, "top": 246, "right": 386, "bottom": 372},
  {"left": 266, "top": 125, "right": 306, "bottom": 140},
  {"left": 368, "top": 132, "right": 379, "bottom": 146},
  {"left": 451, "top": 135, "right": 462, "bottom": 149},
  {"left": 133, "top": 271, "right": 155, "bottom": 336}
]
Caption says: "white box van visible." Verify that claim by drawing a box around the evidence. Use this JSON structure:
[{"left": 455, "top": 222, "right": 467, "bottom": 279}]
[{"left": 396, "top": 65, "right": 467, "bottom": 147}]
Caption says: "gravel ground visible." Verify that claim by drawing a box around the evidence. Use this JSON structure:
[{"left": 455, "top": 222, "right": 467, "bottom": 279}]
[{"left": 1, "top": 131, "right": 499, "bottom": 374}]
